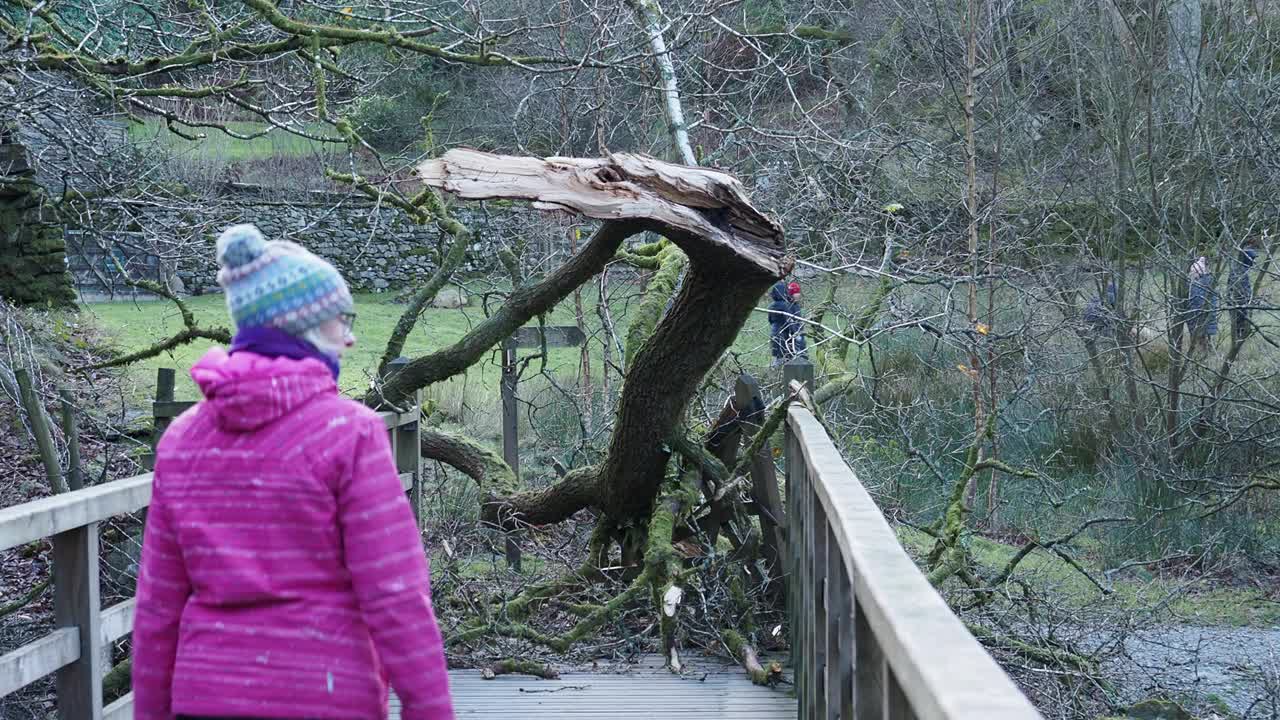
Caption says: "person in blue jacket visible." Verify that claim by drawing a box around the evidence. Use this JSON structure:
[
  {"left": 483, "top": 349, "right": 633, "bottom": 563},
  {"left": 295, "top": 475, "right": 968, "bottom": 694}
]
[
  {"left": 1228, "top": 242, "right": 1259, "bottom": 343},
  {"left": 768, "top": 281, "right": 807, "bottom": 366},
  {"left": 1083, "top": 281, "right": 1118, "bottom": 336}
]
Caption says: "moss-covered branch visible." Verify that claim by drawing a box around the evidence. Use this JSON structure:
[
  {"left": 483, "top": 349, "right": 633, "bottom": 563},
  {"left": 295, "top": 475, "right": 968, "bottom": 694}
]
[
  {"left": 623, "top": 243, "right": 686, "bottom": 363},
  {"left": 89, "top": 269, "right": 231, "bottom": 370},
  {"left": 241, "top": 0, "right": 603, "bottom": 68}
]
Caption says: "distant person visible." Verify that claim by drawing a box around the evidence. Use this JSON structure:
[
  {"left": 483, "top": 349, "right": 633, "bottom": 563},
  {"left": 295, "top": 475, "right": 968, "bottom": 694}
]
[
  {"left": 132, "top": 224, "right": 454, "bottom": 720},
  {"left": 1082, "top": 281, "right": 1117, "bottom": 336},
  {"left": 1187, "top": 256, "right": 1218, "bottom": 355},
  {"left": 768, "top": 280, "right": 807, "bottom": 367},
  {"left": 1228, "top": 242, "right": 1259, "bottom": 343}
]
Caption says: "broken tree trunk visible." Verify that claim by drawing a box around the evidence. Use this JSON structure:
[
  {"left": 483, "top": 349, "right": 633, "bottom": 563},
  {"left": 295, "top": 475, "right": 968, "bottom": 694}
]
[{"left": 413, "top": 149, "right": 787, "bottom": 526}]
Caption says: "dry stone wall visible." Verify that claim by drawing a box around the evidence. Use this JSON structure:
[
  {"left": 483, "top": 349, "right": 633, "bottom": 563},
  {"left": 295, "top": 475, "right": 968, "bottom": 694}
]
[{"left": 64, "top": 192, "right": 580, "bottom": 297}]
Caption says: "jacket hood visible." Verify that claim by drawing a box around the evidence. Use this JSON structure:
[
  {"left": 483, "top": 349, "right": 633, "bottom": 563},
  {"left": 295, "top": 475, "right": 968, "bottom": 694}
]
[
  {"left": 190, "top": 348, "right": 337, "bottom": 432},
  {"left": 770, "top": 282, "right": 791, "bottom": 303}
]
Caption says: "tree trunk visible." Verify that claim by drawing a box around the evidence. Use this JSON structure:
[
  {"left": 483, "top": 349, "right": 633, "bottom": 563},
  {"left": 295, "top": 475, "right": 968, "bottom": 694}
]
[{"left": 416, "top": 150, "right": 788, "bottom": 528}]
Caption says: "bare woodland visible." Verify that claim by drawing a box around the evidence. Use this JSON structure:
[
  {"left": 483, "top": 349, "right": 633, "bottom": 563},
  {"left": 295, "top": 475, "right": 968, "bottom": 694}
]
[{"left": 3, "top": 0, "right": 1280, "bottom": 717}]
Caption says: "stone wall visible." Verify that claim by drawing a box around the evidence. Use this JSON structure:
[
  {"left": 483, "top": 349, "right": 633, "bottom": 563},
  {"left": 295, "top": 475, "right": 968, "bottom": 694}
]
[
  {"left": 63, "top": 191, "right": 580, "bottom": 297},
  {"left": 0, "top": 139, "right": 76, "bottom": 308}
]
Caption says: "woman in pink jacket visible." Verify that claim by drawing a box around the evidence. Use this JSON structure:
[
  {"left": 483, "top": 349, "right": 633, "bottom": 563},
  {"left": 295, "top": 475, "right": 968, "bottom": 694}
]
[{"left": 132, "top": 224, "right": 454, "bottom": 720}]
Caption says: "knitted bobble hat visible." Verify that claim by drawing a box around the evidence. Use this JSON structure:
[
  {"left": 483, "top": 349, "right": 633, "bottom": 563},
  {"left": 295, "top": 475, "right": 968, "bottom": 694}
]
[{"left": 215, "top": 224, "right": 354, "bottom": 336}]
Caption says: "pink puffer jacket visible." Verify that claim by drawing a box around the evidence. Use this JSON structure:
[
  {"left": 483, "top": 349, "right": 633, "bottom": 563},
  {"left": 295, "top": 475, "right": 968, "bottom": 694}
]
[{"left": 132, "top": 348, "right": 453, "bottom": 720}]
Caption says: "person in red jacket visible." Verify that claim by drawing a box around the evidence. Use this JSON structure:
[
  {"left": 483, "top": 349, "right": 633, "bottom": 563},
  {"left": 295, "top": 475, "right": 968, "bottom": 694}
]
[{"left": 132, "top": 224, "right": 454, "bottom": 720}]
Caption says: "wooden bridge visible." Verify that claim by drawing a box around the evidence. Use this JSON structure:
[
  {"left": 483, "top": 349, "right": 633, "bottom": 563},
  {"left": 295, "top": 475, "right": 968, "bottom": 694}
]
[{"left": 0, "top": 373, "right": 1044, "bottom": 719}]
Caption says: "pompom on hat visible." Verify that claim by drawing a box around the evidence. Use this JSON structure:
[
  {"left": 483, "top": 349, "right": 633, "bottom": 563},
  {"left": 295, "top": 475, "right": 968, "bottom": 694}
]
[{"left": 215, "top": 224, "right": 354, "bottom": 336}]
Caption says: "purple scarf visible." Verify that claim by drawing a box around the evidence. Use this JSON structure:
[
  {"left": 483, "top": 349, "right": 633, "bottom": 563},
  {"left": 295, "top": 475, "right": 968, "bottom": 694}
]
[{"left": 230, "top": 326, "right": 341, "bottom": 380}]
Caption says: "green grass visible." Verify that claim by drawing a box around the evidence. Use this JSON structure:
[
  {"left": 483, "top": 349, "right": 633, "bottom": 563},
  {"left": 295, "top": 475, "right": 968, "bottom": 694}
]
[
  {"left": 84, "top": 282, "right": 780, "bottom": 407},
  {"left": 84, "top": 292, "right": 578, "bottom": 403},
  {"left": 127, "top": 119, "right": 339, "bottom": 163},
  {"left": 897, "top": 526, "right": 1280, "bottom": 628}
]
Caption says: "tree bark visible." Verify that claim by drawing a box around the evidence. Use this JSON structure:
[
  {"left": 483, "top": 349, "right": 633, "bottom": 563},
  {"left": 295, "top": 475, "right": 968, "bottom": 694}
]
[{"left": 414, "top": 150, "right": 787, "bottom": 525}]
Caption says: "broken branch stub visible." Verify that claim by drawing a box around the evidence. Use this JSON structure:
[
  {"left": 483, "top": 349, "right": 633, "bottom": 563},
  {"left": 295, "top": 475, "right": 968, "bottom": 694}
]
[{"left": 416, "top": 149, "right": 787, "bottom": 275}]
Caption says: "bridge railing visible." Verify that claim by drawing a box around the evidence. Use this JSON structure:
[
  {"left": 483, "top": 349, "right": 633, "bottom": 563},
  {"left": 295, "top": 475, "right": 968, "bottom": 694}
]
[
  {"left": 0, "top": 401, "right": 422, "bottom": 720},
  {"left": 786, "top": 404, "right": 1043, "bottom": 720}
]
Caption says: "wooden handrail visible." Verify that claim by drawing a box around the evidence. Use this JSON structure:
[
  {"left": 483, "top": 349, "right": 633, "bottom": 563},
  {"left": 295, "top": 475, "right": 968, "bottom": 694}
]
[
  {"left": 0, "top": 475, "right": 152, "bottom": 554},
  {"left": 786, "top": 405, "right": 1043, "bottom": 720},
  {"left": 0, "top": 404, "right": 422, "bottom": 719}
]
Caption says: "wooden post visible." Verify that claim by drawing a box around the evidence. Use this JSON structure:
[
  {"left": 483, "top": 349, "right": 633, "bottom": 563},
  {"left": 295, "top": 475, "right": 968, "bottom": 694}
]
[
  {"left": 147, "top": 368, "right": 176, "bottom": 472},
  {"left": 500, "top": 341, "right": 522, "bottom": 571},
  {"left": 783, "top": 358, "right": 815, "bottom": 395},
  {"left": 385, "top": 358, "right": 423, "bottom": 529},
  {"left": 735, "top": 374, "right": 787, "bottom": 597},
  {"left": 496, "top": 326, "right": 583, "bottom": 571},
  {"left": 52, "top": 524, "right": 102, "bottom": 720},
  {"left": 828, "top": 531, "right": 853, "bottom": 719},
  {"left": 784, "top": 422, "right": 806, "bottom": 714},
  {"left": 812, "top": 499, "right": 830, "bottom": 720},
  {"left": 15, "top": 368, "right": 67, "bottom": 495},
  {"left": 59, "top": 389, "right": 83, "bottom": 491},
  {"left": 386, "top": 358, "right": 424, "bottom": 529},
  {"left": 854, "top": 596, "right": 886, "bottom": 720}
]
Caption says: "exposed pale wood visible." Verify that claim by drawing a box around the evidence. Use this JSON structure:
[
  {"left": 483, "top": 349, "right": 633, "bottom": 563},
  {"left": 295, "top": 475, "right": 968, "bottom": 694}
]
[
  {"left": 53, "top": 523, "right": 103, "bottom": 720},
  {"left": 101, "top": 599, "right": 136, "bottom": 646},
  {"left": 416, "top": 150, "right": 786, "bottom": 275},
  {"left": 788, "top": 406, "right": 1043, "bottom": 720},
  {"left": 102, "top": 693, "right": 133, "bottom": 720},
  {"left": 0, "top": 628, "right": 79, "bottom": 697},
  {"left": 0, "top": 474, "right": 152, "bottom": 552}
]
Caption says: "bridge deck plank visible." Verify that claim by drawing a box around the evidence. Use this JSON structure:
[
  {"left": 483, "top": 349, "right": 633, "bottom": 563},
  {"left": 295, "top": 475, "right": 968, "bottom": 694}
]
[{"left": 390, "top": 655, "right": 794, "bottom": 719}]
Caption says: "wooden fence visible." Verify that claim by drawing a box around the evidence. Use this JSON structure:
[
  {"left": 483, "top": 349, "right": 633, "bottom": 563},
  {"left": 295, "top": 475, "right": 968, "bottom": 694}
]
[
  {"left": 785, "top": 403, "right": 1043, "bottom": 720},
  {"left": 0, "top": 398, "right": 422, "bottom": 720}
]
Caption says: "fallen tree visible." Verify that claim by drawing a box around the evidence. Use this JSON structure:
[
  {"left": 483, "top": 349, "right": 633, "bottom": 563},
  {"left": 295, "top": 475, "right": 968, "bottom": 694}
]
[
  {"left": 373, "top": 148, "right": 790, "bottom": 668},
  {"left": 386, "top": 150, "right": 787, "bottom": 533}
]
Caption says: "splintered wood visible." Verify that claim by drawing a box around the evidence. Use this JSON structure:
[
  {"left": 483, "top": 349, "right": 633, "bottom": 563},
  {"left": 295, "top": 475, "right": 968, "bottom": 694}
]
[{"left": 415, "top": 149, "right": 788, "bottom": 276}]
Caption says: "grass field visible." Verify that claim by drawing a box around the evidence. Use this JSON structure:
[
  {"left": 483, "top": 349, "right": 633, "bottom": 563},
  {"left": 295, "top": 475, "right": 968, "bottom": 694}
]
[
  {"left": 84, "top": 282, "right": 779, "bottom": 408},
  {"left": 127, "top": 119, "right": 340, "bottom": 163}
]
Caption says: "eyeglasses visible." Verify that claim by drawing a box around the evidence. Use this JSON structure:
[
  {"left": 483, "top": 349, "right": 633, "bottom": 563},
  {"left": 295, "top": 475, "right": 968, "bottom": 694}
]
[{"left": 338, "top": 312, "right": 357, "bottom": 333}]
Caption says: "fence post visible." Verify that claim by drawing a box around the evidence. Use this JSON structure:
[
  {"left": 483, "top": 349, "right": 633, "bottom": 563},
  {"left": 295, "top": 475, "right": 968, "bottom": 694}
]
[
  {"left": 52, "top": 523, "right": 102, "bottom": 720},
  {"left": 736, "top": 374, "right": 787, "bottom": 599},
  {"left": 784, "top": 416, "right": 803, "bottom": 709},
  {"left": 15, "top": 368, "right": 67, "bottom": 495},
  {"left": 783, "top": 358, "right": 815, "bottom": 395},
  {"left": 385, "top": 358, "right": 423, "bottom": 529},
  {"left": 500, "top": 340, "right": 522, "bottom": 571},
  {"left": 146, "top": 368, "right": 177, "bottom": 472},
  {"left": 59, "top": 388, "right": 83, "bottom": 491}
]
